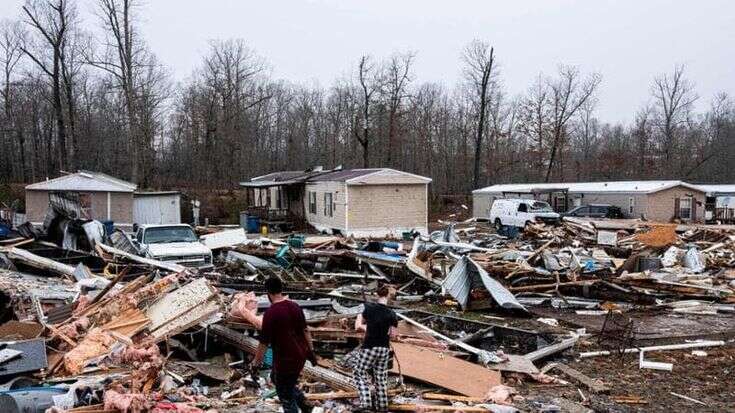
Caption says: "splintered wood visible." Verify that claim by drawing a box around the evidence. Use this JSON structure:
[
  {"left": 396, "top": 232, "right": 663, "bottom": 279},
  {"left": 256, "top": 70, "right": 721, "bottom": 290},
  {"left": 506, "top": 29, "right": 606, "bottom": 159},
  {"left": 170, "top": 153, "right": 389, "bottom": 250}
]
[{"left": 390, "top": 341, "right": 501, "bottom": 398}]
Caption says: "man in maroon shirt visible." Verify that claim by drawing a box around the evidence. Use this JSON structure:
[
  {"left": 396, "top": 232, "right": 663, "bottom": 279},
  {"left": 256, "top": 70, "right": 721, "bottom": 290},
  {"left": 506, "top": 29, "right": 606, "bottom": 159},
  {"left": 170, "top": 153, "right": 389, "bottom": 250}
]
[{"left": 252, "top": 277, "right": 316, "bottom": 413}]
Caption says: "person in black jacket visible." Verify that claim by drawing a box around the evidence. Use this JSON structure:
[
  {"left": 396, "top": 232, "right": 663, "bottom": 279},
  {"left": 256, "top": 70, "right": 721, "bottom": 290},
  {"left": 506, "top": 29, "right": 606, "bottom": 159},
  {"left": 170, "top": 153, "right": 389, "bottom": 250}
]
[{"left": 351, "top": 284, "right": 398, "bottom": 412}]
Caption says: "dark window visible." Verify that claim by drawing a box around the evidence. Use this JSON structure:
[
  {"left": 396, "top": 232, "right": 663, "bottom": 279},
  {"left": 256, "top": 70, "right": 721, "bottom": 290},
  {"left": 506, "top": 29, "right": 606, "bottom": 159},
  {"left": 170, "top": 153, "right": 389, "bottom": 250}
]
[
  {"left": 518, "top": 203, "right": 528, "bottom": 213},
  {"left": 308, "top": 192, "right": 317, "bottom": 214},
  {"left": 590, "top": 206, "right": 606, "bottom": 214},
  {"left": 324, "top": 193, "right": 333, "bottom": 217}
]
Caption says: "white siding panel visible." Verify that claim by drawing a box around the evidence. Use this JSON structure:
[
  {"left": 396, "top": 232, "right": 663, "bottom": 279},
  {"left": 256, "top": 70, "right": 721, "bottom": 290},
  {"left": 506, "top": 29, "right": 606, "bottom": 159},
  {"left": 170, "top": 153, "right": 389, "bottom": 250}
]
[{"left": 134, "top": 194, "right": 181, "bottom": 225}]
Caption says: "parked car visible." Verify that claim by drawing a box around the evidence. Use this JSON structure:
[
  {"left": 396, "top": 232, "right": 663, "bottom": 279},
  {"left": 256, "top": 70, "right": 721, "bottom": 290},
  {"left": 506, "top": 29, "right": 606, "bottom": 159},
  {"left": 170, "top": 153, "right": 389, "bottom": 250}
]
[
  {"left": 133, "top": 224, "right": 213, "bottom": 269},
  {"left": 489, "top": 199, "right": 560, "bottom": 229},
  {"left": 563, "top": 204, "right": 625, "bottom": 219}
]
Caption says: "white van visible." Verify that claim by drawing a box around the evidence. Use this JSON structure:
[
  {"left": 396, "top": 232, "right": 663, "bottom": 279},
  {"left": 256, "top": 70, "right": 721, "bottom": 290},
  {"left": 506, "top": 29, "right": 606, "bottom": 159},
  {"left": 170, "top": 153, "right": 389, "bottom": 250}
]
[{"left": 488, "top": 199, "right": 560, "bottom": 229}]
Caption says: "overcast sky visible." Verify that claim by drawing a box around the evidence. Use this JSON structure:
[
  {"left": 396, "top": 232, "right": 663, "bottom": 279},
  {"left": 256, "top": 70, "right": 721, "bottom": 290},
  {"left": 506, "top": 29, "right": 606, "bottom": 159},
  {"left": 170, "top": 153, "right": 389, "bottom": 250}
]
[{"left": 1, "top": 0, "right": 733, "bottom": 123}]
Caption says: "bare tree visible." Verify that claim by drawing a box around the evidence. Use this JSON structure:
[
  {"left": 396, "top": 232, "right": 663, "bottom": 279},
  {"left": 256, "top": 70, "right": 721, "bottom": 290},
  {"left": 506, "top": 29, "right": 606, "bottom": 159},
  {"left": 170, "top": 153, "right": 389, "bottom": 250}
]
[
  {"left": 380, "top": 51, "right": 414, "bottom": 166},
  {"left": 571, "top": 98, "right": 599, "bottom": 180},
  {"left": 86, "top": 0, "right": 149, "bottom": 182},
  {"left": 461, "top": 40, "right": 497, "bottom": 188},
  {"left": 0, "top": 19, "right": 24, "bottom": 178},
  {"left": 651, "top": 64, "right": 698, "bottom": 164},
  {"left": 543, "top": 65, "right": 601, "bottom": 182},
  {"left": 355, "top": 55, "right": 380, "bottom": 168},
  {"left": 20, "top": 0, "right": 73, "bottom": 170},
  {"left": 632, "top": 105, "right": 653, "bottom": 177}
]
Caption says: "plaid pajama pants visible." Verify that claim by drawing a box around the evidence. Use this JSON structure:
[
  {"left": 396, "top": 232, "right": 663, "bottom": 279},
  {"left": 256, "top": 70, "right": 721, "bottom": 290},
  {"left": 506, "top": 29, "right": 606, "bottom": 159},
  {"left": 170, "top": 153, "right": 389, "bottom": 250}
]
[{"left": 351, "top": 346, "right": 391, "bottom": 412}]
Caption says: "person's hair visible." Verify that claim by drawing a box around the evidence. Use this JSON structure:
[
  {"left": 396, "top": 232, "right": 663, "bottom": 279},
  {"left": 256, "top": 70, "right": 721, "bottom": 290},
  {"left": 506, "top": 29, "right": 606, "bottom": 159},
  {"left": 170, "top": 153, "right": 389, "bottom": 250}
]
[
  {"left": 377, "top": 284, "right": 390, "bottom": 298},
  {"left": 265, "top": 277, "right": 284, "bottom": 295}
]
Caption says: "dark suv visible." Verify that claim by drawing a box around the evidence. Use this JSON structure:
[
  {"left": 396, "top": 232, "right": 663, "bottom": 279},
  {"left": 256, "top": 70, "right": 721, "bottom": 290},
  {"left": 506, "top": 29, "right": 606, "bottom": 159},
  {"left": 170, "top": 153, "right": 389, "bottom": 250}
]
[{"left": 563, "top": 204, "right": 625, "bottom": 219}]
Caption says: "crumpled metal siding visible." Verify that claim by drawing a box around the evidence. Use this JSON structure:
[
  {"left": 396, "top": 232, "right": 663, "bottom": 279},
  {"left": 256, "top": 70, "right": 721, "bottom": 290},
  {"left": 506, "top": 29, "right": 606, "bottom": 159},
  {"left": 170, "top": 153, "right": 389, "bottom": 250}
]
[{"left": 442, "top": 256, "right": 527, "bottom": 312}]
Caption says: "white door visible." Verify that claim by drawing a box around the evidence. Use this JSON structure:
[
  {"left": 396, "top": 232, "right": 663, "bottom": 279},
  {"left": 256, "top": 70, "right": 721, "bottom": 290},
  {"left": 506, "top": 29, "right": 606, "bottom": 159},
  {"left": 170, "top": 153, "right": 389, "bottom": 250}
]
[{"left": 134, "top": 195, "right": 181, "bottom": 225}]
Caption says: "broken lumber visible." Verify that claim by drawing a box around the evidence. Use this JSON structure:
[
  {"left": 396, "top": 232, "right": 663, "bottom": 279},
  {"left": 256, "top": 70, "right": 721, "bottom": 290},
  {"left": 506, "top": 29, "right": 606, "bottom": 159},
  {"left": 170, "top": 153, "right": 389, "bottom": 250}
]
[
  {"left": 542, "top": 363, "right": 609, "bottom": 394},
  {"left": 524, "top": 336, "right": 578, "bottom": 362},
  {"left": 97, "top": 242, "right": 186, "bottom": 273},
  {"left": 388, "top": 404, "right": 490, "bottom": 412},
  {"left": 208, "top": 324, "right": 355, "bottom": 391},
  {"left": 5, "top": 246, "right": 76, "bottom": 277}
]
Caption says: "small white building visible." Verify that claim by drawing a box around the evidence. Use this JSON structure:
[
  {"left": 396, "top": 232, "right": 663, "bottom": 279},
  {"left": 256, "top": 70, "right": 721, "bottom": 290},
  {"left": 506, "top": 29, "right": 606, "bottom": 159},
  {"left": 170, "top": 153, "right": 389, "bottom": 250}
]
[{"left": 133, "top": 191, "right": 182, "bottom": 225}]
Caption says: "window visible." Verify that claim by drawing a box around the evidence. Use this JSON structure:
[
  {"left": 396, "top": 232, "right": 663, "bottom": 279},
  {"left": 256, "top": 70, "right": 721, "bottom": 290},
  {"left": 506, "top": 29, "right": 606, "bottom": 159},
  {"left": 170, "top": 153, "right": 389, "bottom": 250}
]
[
  {"left": 570, "top": 206, "right": 588, "bottom": 216},
  {"left": 308, "top": 192, "right": 317, "bottom": 214},
  {"left": 517, "top": 203, "right": 528, "bottom": 213},
  {"left": 628, "top": 197, "right": 635, "bottom": 215},
  {"left": 679, "top": 197, "right": 692, "bottom": 220},
  {"left": 324, "top": 193, "right": 333, "bottom": 217},
  {"left": 142, "top": 226, "right": 198, "bottom": 244}
]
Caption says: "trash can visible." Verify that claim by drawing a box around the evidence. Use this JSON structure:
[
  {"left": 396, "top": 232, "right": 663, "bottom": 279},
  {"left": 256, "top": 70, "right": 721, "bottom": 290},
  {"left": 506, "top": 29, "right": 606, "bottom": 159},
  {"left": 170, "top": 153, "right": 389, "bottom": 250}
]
[
  {"left": 0, "top": 223, "right": 10, "bottom": 238},
  {"left": 101, "top": 220, "right": 114, "bottom": 237},
  {"left": 288, "top": 234, "right": 305, "bottom": 248},
  {"left": 246, "top": 216, "right": 260, "bottom": 233}
]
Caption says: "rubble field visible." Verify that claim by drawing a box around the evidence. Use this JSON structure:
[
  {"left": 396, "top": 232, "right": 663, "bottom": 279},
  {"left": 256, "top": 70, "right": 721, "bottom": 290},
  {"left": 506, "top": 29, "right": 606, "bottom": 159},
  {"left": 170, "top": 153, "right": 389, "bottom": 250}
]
[{"left": 1, "top": 212, "right": 734, "bottom": 412}]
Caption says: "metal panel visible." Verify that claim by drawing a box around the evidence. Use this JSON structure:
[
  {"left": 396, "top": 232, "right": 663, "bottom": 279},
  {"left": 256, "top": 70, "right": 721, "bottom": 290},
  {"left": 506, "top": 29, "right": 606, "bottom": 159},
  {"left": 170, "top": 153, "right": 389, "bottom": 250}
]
[
  {"left": 442, "top": 256, "right": 526, "bottom": 312},
  {"left": 133, "top": 194, "right": 181, "bottom": 225}
]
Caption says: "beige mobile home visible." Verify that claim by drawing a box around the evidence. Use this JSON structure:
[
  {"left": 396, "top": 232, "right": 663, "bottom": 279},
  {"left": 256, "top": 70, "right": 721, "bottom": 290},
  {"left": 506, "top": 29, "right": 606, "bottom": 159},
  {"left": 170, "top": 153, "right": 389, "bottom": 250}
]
[
  {"left": 473, "top": 181, "right": 706, "bottom": 223},
  {"left": 241, "top": 168, "right": 431, "bottom": 237}
]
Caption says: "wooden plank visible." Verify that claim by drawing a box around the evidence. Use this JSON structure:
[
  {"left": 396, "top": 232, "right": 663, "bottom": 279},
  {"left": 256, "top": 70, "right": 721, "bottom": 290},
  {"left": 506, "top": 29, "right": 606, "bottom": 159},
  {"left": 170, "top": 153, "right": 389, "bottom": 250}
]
[
  {"left": 390, "top": 342, "right": 501, "bottom": 398},
  {"left": 422, "top": 393, "right": 485, "bottom": 403},
  {"left": 545, "top": 363, "right": 609, "bottom": 394},
  {"left": 389, "top": 404, "right": 490, "bottom": 412}
]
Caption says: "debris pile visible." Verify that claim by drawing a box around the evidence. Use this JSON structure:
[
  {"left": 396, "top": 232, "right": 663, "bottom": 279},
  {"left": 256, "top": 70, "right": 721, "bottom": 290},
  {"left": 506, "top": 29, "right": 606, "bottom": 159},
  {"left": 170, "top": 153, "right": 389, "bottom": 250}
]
[{"left": 0, "top": 215, "right": 734, "bottom": 411}]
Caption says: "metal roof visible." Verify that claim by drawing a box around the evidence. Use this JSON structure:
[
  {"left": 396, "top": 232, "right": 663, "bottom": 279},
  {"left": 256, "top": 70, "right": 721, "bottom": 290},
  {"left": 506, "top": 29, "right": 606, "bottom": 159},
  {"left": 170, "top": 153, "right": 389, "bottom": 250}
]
[
  {"left": 694, "top": 184, "right": 735, "bottom": 196},
  {"left": 474, "top": 180, "right": 704, "bottom": 195},
  {"left": 240, "top": 168, "right": 431, "bottom": 187},
  {"left": 307, "top": 168, "right": 383, "bottom": 182},
  {"left": 239, "top": 170, "right": 326, "bottom": 188},
  {"left": 25, "top": 170, "right": 137, "bottom": 192}
]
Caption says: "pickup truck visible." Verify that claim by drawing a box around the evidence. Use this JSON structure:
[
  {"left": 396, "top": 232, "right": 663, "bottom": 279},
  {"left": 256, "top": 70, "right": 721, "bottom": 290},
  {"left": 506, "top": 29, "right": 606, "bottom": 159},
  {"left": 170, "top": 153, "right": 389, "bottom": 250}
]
[{"left": 133, "top": 224, "right": 213, "bottom": 269}]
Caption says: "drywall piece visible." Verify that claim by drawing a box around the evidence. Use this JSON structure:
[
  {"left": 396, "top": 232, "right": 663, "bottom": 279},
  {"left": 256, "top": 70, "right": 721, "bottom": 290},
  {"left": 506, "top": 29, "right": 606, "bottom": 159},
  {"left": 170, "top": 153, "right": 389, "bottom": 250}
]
[
  {"left": 390, "top": 341, "right": 501, "bottom": 398},
  {"left": 200, "top": 228, "right": 250, "bottom": 250},
  {"left": 146, "top": 278, "right": 221, "bottom": 341},
  {"left": 0, "top": 349, "right": 22, "bottom": 364},
  {"left": 492, "top": 354, "right": 539, "bottom": 375}
]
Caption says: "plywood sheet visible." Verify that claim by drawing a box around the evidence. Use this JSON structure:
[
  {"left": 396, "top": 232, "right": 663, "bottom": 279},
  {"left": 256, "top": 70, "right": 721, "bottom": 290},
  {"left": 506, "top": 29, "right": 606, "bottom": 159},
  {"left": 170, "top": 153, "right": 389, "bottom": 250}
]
[
  {"left": 146, "top": 278, "right": 214, "bottom": 331},
  {"left": 390, "top": 342, "right": 501, "bottom": 397}
]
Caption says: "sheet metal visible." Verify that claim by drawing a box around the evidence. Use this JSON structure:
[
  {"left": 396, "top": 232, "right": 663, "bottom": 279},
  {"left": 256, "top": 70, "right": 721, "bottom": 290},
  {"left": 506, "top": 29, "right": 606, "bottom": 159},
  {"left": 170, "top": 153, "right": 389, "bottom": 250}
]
[
  {"left": 0, "top": 338, "right": 48, "bottom": 378},
  {"left": 442, "top": 256, "right": 526, "bottom": 312}
]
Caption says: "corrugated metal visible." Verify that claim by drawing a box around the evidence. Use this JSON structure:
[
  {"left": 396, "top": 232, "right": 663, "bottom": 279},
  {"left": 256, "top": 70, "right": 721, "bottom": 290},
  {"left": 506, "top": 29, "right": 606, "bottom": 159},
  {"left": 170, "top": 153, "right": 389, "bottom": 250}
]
[
  {"left": 133, "top": 193, "right": 181, "bottom": 225},
  {"left": 442, "top": 256, "right": 526, "bottom": 312},
  {"left": 442, "top": 256, "right": 472, "bottom": 309}
]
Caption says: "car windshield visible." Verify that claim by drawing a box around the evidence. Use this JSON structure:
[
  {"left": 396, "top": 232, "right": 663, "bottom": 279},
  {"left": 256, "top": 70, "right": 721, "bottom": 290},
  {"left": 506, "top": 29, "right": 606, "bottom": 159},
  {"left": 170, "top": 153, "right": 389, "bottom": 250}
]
[
  {"left": 529, "top": 201, "right": 553, "bottom": 212},
  {"left": 143, "top": 226, "right": 198, "bottom": 244}
]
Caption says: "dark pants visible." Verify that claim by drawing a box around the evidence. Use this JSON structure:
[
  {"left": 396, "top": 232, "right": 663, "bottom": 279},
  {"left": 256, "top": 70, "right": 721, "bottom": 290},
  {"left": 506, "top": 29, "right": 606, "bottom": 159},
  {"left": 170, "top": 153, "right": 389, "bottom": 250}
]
[{"left": 272, "top": 370, "right": 311, "bottom": 413}]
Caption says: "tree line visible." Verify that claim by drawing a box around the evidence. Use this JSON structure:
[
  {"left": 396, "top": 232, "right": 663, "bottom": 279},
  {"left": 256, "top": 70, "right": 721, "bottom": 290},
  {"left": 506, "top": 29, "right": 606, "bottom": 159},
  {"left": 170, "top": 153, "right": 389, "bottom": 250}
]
[{"left": 1, "top": 0, "right": 734, "bottom": 196}]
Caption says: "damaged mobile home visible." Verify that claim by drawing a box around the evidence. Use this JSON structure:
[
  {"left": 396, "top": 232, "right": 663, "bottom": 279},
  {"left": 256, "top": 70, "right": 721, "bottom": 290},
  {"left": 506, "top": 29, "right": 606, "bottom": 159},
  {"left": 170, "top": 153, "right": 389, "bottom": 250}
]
[{"left": 241, "top": 167, "right": 431, "bottom": 237}]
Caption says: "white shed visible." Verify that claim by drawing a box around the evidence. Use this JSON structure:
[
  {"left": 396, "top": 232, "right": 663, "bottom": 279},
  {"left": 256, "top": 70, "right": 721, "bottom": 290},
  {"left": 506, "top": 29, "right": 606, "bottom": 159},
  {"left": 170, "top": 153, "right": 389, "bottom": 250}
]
[{"left": 133, "top": 191, "right": 182, "bottom": 225}]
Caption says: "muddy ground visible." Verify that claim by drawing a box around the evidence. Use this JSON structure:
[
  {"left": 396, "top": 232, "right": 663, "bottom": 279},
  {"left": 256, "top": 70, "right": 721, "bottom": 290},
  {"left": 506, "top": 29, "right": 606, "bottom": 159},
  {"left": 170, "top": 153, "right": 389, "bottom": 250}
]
[{"left": 517, "top": 345, "right": 735, "bottom": 412}]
